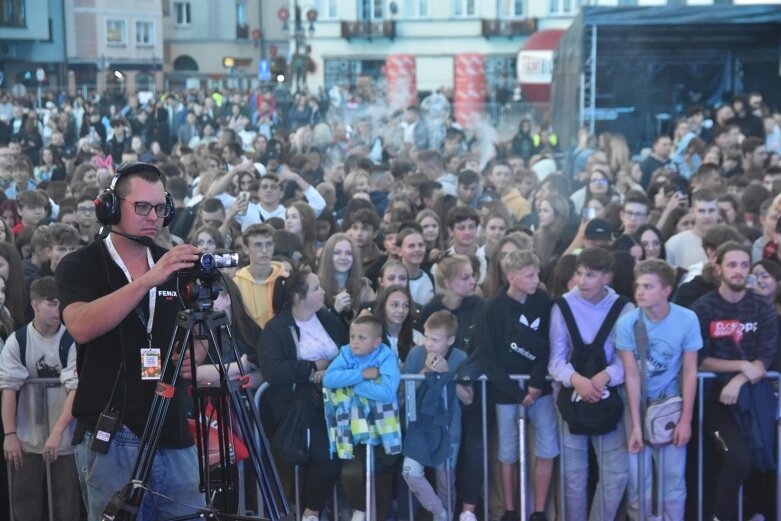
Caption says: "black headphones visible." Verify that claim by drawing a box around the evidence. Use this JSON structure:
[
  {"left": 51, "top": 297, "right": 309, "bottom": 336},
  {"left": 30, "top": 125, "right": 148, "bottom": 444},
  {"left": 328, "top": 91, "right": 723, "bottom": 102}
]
[{"left": 94, "top": 161, "right": 175, "bottom": 227}]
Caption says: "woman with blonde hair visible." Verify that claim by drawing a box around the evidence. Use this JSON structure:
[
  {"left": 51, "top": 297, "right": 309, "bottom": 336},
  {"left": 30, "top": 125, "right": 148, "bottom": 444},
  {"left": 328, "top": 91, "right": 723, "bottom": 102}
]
[
  {"left": 420, "top": 253, "right": 483, "bottom": 351},
  {"left": 317, "top": 233, "right": 375, "bottom": 325},
  {"left": 343, "top": 170, "right": 372, "bottom": 199},
  {"left": 533, "top": 193, "right": 572, "bottom": 264}
]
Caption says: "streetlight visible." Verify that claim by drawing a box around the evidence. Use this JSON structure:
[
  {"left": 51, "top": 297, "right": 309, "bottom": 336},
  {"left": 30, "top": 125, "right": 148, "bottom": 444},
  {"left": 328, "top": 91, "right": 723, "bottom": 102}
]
[{"left": 278, "top": 3, "right": 317, "bottom": 92}]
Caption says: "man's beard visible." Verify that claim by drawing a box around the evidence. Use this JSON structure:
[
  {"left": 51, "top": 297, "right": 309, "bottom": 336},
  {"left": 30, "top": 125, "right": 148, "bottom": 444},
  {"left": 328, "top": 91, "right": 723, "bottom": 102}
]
[{"left": 724, "top": 279, "right": 746, "bottom": 292}]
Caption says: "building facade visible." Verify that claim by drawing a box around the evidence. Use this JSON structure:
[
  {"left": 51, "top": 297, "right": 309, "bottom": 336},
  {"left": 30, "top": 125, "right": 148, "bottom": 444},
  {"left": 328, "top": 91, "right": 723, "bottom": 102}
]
[
  {"left": 163, "top": 0, "right": 288, "bottom": 90},
  {"left": 0, "top": 0, "right": 66, "bottom": 98},
  {"left": 64, "top": 0, "right": 165, "bottom": 95}
]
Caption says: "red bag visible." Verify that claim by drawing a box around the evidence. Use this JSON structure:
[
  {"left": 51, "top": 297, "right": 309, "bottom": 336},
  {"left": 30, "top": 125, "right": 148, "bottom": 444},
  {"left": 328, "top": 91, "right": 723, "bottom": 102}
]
[{"left": 188, "top": 398, "right": 250, "bottom": 469}]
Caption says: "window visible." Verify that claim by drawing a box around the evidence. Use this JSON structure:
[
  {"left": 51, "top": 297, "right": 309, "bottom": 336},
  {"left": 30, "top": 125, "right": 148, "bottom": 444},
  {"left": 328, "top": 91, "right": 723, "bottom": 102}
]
[
  {"left": 136, "top": 21, "right": 153, "bottom": 46},
  {"left": 405, "top": 0, "right": 430, "bottom": 17},
  {"left": 358, "top": 0, "right": 383, "bottom": 20},
  {"left": 549, "top": 0, "right": 577, "bottom": 15},
  {"left": 174, "top": 2, "right": 191, "bottom": 25},
  {"left": 498, "top": 0, "right": 524, "bottom": 17},
  {"left": 0, "top": 0, "right": 25, "bottom": 27},
  {"left": 236, "top": 2, "right": 248, "bottom": 38},
  {"left": 106, "top": 19, "right": 126, "bottom": 45},
  {"left": 318, "top": 0, "right": 337, "bottom": 19},
  {"left": 453, "top": 0, "right": 476, "bottom": 17}
]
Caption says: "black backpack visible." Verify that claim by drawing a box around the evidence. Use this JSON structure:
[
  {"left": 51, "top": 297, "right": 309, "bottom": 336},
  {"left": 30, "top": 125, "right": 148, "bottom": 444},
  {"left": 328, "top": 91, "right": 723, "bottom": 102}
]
[{"left": 555, "top": 296, "right": 628, "bottom": 435}]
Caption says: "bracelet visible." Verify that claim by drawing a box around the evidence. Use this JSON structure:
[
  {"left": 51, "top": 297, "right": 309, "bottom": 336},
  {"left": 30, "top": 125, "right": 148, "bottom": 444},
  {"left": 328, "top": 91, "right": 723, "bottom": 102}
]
[{"left": 4, "top": 431, "right": 15, "bottom": 436}]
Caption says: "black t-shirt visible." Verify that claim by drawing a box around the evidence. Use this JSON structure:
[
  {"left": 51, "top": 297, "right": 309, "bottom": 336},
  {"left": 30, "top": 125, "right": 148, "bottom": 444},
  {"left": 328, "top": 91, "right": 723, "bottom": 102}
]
[{"left": 56, "top": 239, "right": 193, "bottom": 448}]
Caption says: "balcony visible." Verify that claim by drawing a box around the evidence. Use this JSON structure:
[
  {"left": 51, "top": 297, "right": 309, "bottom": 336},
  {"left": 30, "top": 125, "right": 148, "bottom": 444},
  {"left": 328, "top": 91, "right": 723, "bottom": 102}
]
[
  {"left": 341, "top": 20, "right": 396, "bottom": 41},
  {"left": 481, "top": 18, "right": 537, "bottom": 39}
]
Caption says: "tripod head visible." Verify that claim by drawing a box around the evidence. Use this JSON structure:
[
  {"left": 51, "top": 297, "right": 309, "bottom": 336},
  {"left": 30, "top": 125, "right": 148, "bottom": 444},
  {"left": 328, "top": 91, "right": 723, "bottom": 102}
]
[{"left": 178, "top": 252, "right": 239, "bottom": 311}]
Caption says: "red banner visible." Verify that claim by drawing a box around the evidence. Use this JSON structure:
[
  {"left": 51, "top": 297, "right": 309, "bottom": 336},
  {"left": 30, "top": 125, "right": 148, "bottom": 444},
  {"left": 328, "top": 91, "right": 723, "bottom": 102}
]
[{"left": 454, "top": 54, "right": 485, "bottom": 129}]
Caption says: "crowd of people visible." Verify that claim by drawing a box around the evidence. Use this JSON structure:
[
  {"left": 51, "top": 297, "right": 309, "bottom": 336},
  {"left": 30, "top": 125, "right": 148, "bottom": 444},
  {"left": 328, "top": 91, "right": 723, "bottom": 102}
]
[{"left": 0, "top": 82, "right": 778, "bottom": 521}]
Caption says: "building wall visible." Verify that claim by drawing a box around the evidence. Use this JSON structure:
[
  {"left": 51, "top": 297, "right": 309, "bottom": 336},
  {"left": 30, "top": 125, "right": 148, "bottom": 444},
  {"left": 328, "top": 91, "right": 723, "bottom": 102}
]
[
  {"left": 300, "top": 0, "right": 729, "bottom": 92},
  {"left": 164, "top": 0, "right": 288, "bottom": 79},
  {"left": 68, "top": 0, "right": 164, "bottom": 66}
]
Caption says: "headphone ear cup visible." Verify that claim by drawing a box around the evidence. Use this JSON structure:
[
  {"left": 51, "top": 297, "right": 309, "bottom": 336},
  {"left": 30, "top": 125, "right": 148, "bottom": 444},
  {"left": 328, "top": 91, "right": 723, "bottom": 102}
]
[
  {"left": 162, "top": 192, "right": 175, "bottom": 227},
  {"left": 95, "top": 189, "right": 120, "bottom": 226}
]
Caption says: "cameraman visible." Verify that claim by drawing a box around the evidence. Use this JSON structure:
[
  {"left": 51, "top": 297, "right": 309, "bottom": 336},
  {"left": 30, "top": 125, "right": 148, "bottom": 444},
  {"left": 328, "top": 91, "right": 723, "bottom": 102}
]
[{"left": 55, "top": 162, "right": 207, "bottom": 520}]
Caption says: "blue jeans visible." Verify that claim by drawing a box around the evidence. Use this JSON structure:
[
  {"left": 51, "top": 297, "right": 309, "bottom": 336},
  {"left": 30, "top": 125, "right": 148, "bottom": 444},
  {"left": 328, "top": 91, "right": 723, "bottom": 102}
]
[
  {"left": 626, "top": 443, "right": 687, "bottom": 521},
  {"left": 561, "top": 420, "right": 629, "bottom": 521},
  {"left": 74, "top": 426, "right": 205, "bottom": 521}
]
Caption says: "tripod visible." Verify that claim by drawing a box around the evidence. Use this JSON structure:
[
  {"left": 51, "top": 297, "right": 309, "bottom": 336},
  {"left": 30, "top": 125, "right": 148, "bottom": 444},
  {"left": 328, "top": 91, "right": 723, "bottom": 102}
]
[{"left": 102, "top": 304, "right": 293, "bottom": 521}]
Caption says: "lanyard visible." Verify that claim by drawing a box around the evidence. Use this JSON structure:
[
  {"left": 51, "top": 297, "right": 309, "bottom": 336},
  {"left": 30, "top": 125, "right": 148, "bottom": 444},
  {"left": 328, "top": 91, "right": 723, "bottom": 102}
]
[{"left": 104, "top": 235, "right": 156, "bottom": 344}]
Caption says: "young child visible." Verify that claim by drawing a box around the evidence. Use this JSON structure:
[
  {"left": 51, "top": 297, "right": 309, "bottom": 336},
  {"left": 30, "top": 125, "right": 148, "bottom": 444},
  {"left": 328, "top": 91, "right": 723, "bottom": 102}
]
[
  {"left": 323, "top": 315, "right": 402, "bottom": 521},
  {"left": 476, "top": 250, "right": 558, "bottom": 521},
  {"left": 402, "top": 310, "right": 472, "bottom": 521},
  {"left": 0, "top": 276, "right": 79, "bottom": 521}
]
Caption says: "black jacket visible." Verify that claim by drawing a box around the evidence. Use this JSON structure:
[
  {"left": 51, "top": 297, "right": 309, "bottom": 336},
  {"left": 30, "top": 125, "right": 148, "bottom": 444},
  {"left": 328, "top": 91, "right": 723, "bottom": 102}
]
[
  {"left": 474, "top": 290, "right": 552, "bottom": 403},
  {"left": 258, "top": 307, "right": 347, "bottom": 421}
]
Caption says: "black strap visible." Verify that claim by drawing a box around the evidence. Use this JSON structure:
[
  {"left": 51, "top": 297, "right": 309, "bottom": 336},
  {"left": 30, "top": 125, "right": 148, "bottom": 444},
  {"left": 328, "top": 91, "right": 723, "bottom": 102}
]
[
  {"left": 556, "top": 298, "right": 585, "bottom": 349},
  {"left": 594, "top": 297, "right": 630, "bottom": 348},
  {"left": 556, "top": 295, "right": 629, "bottom": 350},
  {"left": 14, "top": 326, "right": 74, "bottom": 369}
]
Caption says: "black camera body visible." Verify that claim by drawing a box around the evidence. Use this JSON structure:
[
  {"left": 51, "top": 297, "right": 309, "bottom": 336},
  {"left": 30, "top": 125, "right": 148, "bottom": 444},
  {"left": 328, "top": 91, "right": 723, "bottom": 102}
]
[{"left": 178, "top": 252, "right": 239, "bottom": 311}]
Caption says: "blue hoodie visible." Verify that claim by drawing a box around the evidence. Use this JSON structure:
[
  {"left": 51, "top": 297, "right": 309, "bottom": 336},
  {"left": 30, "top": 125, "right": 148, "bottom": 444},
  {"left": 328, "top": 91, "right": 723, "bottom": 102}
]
[{"left": 323, "top": 343, "right": 400, "bottom": 404}]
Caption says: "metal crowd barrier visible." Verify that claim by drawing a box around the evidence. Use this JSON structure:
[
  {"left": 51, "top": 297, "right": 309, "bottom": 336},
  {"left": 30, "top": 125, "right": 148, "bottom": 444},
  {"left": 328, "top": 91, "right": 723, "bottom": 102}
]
[
  {"left": 9, "top": 372, "right": 779, "bottom": 521},
  {"left": 5, "top": 377, "right": 63, "bottom": 521},
  {"left": 253, "top": 372, "right": 781, "bottom": 521}
]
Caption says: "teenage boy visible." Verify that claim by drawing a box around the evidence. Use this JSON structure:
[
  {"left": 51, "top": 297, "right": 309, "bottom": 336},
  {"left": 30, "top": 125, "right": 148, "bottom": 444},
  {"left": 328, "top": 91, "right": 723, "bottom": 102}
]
[
  {"left": 432, "top": 206, "right": 487, "bottom": 285},
  {"left": 23, "top": 225, "right": 53, "bottom": 283},
  {"left": 74, "top": 194, "right": 99, "bottom": 244},
  {"left": 13, "top": 189, "right": 48, "bottom": 235},
  {"left": 619, "top": 191, "right": 651, "bottom": 237},
  {"left": 457, "top": 170, "right": 481, "bottom": 208},
  {"left": 233, "top": 223, "right": 288, "bottom": 327},
  {"left": 665, "top": 189, "right": 719, "bottom": 270},
  {"left": 692, "top": 242, "right": 778, "bottom": 521},
  {"left": 5, "top": 156, "right": 37, "bottom": 199},
  {"left": 616, "top": 259, "right": 702, "bottom": 520},
  {"left": 232, "top": 171, "right": 326, "bottom": 229},
  {"left": 0, "top": 277, "right": 79, "bottom": 521},
  {"left": 344, "top": 208, "right": 386, "bottom": 287},
  {"left": 478, "top": 250, "right": 558, "bottom": 521},
  {"left": 487, "top": 161, "right": 530, "bottom": 220},
  {"left": 548, "top": 247, "right": 634, "bottom": 521},
  {"left": 46, "top": 223, "right": 81, "bottom": 275},
  {"left": 403, "top": 310, "right": 471, "bottom": 521},
  {"left": 398, "top": 227, "right": 435, "bottom": 306}
]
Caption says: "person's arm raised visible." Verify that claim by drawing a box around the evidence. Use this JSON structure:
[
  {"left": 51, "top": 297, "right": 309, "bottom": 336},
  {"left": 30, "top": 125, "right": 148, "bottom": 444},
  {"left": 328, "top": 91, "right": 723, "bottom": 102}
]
[{"left": 63, "top": 244, "right": 200, "bottom": 344}]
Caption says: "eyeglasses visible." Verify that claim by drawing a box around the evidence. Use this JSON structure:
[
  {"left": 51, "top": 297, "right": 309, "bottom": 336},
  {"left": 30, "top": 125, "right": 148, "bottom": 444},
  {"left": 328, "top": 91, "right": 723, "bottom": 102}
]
[
  {"left": 77, "top": 206, "right": 96, "bottom": 215},
  {"left": 259, "top": 183, "right": 279, "bottom": 191},
  {"left": 120, "top": 198, "right": 171, "bottom": 218},
  {"left": 623, "top": 211, "right": 648, "bottom": 220},
  {"left": 590, "top": 178, "right": 609, "bottom": 185},
  {"left": 249, "top": 240, "right": 274, "bottom": 251}
]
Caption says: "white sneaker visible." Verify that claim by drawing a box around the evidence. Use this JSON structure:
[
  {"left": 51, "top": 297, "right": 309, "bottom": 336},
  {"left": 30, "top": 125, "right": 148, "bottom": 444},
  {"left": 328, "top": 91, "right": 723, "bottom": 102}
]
[
  {"left": 351, "top": 510, "right": 366, "bottom": 521},
  {"left": 459, "top": 512, "right": 478, "bottom": 521}
]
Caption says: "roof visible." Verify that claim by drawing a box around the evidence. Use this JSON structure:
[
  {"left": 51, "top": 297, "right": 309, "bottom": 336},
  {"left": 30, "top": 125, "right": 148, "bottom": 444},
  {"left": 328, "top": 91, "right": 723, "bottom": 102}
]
[{"left": 580, "top": 5, "right": 781, "bottom": 27}]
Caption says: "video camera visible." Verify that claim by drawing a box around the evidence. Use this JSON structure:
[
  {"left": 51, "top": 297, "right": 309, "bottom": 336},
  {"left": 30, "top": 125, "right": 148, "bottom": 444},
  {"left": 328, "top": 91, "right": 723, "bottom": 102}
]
[{"left": 178, "top": 252, "right": 239, "bottom": 311}]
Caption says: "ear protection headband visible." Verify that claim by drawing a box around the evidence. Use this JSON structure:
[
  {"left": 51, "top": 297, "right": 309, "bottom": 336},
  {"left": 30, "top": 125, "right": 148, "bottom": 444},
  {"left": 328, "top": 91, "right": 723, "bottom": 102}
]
[{"left": 94, "top": 161, "right": 175, "bottom": 227}]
